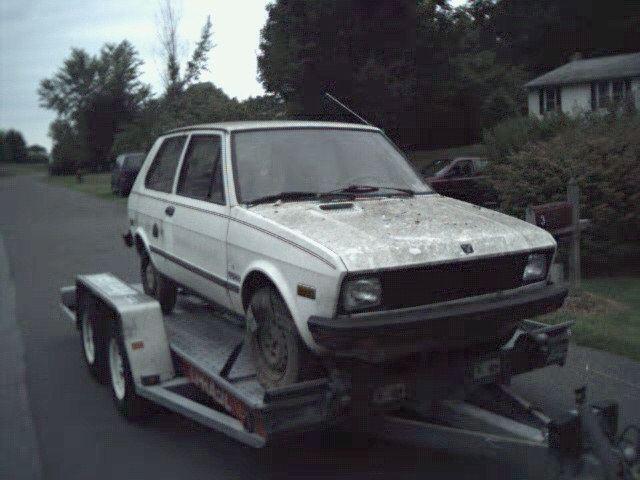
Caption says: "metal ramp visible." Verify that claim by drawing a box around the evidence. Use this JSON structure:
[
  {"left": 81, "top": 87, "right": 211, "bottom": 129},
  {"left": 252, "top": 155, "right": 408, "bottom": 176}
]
[{"left": 163, "top": 298, "right": 265, "bottom": 406}]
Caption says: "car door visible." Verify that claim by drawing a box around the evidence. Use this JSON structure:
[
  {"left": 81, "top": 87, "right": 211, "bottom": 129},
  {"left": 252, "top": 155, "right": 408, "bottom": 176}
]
[
  {"left": 139, "top": 134, "right": 188, "bottom": 275},
  {"left": 169, "top": 133, "right": 232, "bottom": 309}
]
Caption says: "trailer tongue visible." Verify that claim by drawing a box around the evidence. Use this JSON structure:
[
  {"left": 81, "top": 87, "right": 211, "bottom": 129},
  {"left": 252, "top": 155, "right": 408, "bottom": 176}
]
[{"left": 61, "top": 273, "right": 638, "bottom": 479}]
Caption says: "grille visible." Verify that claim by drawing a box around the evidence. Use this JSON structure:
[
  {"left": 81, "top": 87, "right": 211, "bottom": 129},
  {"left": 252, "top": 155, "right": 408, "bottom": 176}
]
[{"left": 341, "top": 251, "right": 551, "bottom": 313}]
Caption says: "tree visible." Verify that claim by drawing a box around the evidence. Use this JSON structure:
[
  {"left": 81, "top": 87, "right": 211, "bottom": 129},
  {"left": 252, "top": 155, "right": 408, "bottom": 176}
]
[
  {"left": 26, "top": 145, "right": 49, "bottom": 163},
  {"left": 258, "top": 0, "right": 417, "bottom": 147},
  {"left": 1, "top": 129, "right": 28, "bottom": 164},
  {"left": 494, "top": 0, "right": 640, "bottom": 75},
  {"left": 156, "top": 0, "right": 215, "bottom": 99},
  {"left": 39, "top": 41, "right": 151, "bottom": 171}
]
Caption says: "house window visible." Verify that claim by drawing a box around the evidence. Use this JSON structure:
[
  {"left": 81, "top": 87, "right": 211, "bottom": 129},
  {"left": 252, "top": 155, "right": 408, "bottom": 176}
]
[
  {"left": 591, "top": 78, "right": 630, "bottom": 110},
  {"left": 598, "top": 81, "right": 610, "bottom": 108},
  {"left": 539, "top": 87, "right": 562, "bottom": 114}
]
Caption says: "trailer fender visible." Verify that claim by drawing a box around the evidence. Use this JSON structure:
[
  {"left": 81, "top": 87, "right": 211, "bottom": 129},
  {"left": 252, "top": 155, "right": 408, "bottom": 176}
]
[{"left": 76, "top": 274, "right": 175, "bottom": 389}]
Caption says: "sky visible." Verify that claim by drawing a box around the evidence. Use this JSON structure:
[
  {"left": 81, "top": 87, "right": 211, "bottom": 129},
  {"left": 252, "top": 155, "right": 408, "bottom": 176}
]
[{"left": 0, "top": 0, "right": 466, "bottom": 151}]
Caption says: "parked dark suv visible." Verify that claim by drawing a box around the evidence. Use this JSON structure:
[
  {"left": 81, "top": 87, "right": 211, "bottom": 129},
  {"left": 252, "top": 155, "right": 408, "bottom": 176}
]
[
  {"left": 111, "top": 152, "right": 146, "bottom": 196},
  {"left": 421, "top": 156, "right": 498, "bottom": 207}
]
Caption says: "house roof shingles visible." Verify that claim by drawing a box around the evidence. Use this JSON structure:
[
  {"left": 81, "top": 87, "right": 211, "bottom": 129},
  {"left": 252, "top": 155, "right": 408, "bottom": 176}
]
[{"left": 524, "top": 52, "right": 640, "bottom": 89}]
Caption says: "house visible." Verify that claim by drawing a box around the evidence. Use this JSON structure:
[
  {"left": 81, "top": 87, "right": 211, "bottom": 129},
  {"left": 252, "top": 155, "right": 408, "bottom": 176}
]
[{"left": 525, "top": 52, "right": 640, "bottom": 118}]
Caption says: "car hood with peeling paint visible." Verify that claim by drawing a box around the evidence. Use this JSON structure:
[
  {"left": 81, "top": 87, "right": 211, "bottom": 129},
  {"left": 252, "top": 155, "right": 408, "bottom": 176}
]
[{"left": 249, "top": 195, "right": 557, "bottom": 271}]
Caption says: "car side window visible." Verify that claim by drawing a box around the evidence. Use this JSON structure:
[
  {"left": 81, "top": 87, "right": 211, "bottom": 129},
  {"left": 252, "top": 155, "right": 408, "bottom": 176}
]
[
  {"left": 448, "top": 160, "right": 473, "bottom": 178},
  {"left": 145, "top": 136, "right": 187, "bottom": 193},
  {"left": 177, "top": 135, "right": 224, "bottom": 204}
]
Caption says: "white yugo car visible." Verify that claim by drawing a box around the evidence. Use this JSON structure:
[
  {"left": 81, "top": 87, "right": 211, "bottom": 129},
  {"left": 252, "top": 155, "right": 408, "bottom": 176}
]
[{"left": 125, "top": 121, "right": 567, "bottom": 387}]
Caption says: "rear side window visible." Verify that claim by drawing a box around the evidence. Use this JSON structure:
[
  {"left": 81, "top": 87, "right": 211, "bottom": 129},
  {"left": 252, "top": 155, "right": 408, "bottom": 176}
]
[
  {"left": 177, "top": 135, "right": 224, "bottom": 204},
  {"left": 145, "top": 136, "right": 187, "bottom": 193}
]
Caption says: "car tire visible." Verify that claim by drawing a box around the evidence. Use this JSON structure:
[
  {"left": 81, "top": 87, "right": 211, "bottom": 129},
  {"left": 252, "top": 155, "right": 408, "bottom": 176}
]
[
  {"left": 141, "top": 251, "right": 177, "bottom": 314},
  {"left": 108, "top": 320, "right": 146, "bottom": 419},
  {"left": 248, "top": 287, "right": 315, "bottom": 389},
  {"left": 79, "top": 295, "right": 109, "bottom": 384}
]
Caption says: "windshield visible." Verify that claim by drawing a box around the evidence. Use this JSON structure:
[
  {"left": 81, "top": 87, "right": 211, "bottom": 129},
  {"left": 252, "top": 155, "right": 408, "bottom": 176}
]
[
  {"left": 231, "top": 128, "right": 431, "bottom": 203},
  {"left": 420, "top": 158, "right": 453, "bottom": 177},
  {"left": 123, "top": 153, "right": 145, "bottom": 170}
]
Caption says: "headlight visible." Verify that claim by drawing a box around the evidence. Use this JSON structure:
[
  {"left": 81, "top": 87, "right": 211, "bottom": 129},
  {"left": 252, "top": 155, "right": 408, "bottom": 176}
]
[
  {"left": 342, "top": 278, "right": 382, "bottom": 312},
  {"left": 523, "top": 253, "right": 548, "bottom": 283}
]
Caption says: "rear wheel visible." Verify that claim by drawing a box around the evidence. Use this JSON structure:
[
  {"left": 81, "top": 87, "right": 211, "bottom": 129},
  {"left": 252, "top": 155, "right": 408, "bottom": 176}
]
[
  {"left": 79, "top": 296, "right": 108, "bottom": 383},
  {"left": 108, "top": 321, "right": 146, "bottom": 419},
  {"left": 141, "top": 251, "right": 177, "bottom": 314},
  {"left": 248, "top": 287, "right": 316, "bottom": 388}
]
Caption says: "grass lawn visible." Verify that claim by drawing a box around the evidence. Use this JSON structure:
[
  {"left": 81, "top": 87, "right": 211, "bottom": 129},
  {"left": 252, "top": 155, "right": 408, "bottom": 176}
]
[
  {"left": 0, "top": 162, "right": 48, "bottom": 177},
  {"left": 539, "top": 277, "right": 640, "bottom": 361},
  {"left": 44, "top": 172, "right": 127, "bottom": 204}
]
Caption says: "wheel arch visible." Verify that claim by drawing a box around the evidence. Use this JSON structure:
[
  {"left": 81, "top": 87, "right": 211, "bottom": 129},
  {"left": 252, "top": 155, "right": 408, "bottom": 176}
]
[
  {"left": 133, "top": 228, "right": 149, "bottom": 257},
  {"left": 241, "top": 270, "right": 278, "bottom": 312}
]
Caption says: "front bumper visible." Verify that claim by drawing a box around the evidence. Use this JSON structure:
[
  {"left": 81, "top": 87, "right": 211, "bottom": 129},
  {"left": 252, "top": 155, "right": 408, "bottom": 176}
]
[{"left": 308, "top": 283, "right": 568, "bottom": 361}]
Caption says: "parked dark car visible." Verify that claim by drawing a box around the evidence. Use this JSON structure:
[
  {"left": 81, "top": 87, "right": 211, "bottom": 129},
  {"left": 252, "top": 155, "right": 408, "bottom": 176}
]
[
  {"left": 111, "top": 152, "right": 146, "bottom": 196},
  {"left": 421, "top": 156, "right": 498, "bottom": 207}
]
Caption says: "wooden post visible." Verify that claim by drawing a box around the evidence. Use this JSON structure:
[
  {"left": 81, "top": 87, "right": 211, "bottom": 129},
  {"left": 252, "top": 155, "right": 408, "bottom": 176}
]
[{"left": 567, "top": 178, "right": 581, "bottom": 293}]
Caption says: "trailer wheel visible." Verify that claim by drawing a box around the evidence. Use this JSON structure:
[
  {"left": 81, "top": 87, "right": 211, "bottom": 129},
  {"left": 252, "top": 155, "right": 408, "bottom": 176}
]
[
  {"left": 140, "top": 250, "right": 177, "bottom": 314},
  {"left": 108, "top": 321, "right": 146, "bottom": 419},
  {"left": 79, "top": 296, "right": 108, "bottom": 384},
  {"left": 248, "top": 287, "right": 313, "bottom": 388}
]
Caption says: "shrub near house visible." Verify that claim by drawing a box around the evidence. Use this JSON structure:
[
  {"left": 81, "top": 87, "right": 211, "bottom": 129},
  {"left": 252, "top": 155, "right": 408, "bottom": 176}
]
[{"left": 484, "top": 112, "right": 640, "bottom": 274}]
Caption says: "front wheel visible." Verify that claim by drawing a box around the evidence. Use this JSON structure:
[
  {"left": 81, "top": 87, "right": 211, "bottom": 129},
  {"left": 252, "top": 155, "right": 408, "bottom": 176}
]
[
  {"left": 108, "top": 322, "right": 146, "bottom": 419},
  {"left": 141, "top": 251, "right": 177, "bottom": 314},
  {"left": 248, "top": 287, "right": 316, "bottom": 389}
]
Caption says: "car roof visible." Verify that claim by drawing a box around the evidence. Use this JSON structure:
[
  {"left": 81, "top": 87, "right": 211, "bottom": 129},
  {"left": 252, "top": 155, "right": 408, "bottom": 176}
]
[{"left": 163, "top": 120, "right": 381, "bottom": 135}]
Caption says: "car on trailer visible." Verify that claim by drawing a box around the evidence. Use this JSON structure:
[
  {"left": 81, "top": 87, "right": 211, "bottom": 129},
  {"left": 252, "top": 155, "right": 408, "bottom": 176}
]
[{"left": 123, "top": 121, "right": 567, "bottom": 388}]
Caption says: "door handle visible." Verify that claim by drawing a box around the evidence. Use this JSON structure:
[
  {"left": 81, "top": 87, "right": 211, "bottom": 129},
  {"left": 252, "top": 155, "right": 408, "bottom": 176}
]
[{"left": 165, "top": 205, "right": 175, "bottom": 217}]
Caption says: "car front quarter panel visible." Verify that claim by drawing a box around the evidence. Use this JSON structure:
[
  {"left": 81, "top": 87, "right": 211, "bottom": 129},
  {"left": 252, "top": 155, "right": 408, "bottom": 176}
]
[{"left": 228, "top": 207, "right": 345, "bottom": 352}]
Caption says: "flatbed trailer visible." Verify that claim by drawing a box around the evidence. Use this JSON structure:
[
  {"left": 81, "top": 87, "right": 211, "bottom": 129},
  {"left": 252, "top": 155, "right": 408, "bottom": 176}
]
[{"left": 60, "top": 273, "right": 639, "bottom": 479}]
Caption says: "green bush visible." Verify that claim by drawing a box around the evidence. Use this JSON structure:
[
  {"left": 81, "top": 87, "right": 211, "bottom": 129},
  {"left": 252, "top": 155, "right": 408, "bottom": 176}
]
[{"left": 484, "top": 112, "right": 640, "bottom": 275}]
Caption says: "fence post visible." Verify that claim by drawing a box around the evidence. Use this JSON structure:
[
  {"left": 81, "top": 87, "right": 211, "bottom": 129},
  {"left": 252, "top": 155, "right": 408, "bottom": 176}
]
[{"left": 567, "top": 178, "right": 581, "bottom": 293}]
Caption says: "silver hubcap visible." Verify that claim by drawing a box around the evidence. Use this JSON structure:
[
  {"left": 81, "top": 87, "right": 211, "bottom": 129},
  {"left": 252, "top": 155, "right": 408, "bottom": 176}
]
[
  {"left": 259, "top": 321, "right": 287, "bottom": 374},
  {"left": 82, "top": 311, "right": 95, "bottom": 364},
  {"left": 109, "top": 337, "right": 126, "bottom": 401}
]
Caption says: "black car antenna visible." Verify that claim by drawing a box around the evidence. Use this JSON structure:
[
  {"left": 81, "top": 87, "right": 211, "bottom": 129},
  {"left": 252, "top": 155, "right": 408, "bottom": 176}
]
[{"left": 324, "top": 92, "right": 374, "bottom": 127}]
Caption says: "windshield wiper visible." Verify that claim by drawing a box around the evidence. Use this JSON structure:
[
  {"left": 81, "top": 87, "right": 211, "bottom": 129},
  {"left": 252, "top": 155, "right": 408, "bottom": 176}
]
[
  {"left": 325, "top": 185, "right": 416, "bottom": 197},
  {"left": 245, "top": 191, "right": 319, "bottom": 206}
]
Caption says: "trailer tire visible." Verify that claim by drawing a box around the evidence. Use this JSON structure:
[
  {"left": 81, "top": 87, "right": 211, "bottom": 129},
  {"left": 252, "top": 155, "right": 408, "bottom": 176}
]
[
  {"left": 248, "top": 287, "right": 314, "bottom": 389},
  {"left": 79, "top": 296, "right": 109, "bottom": 384},
  {"left": 141, "top": 250, "right": 177, "bottom": 314},
  {"left": 108, "top": 321, "right": 146, "bottom": 419}
]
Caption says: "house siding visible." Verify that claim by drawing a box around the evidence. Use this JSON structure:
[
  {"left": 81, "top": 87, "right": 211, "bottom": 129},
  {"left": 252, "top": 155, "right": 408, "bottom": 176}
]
[{"left": 528, "top": 91, "right": 540, "bottom": 118}]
